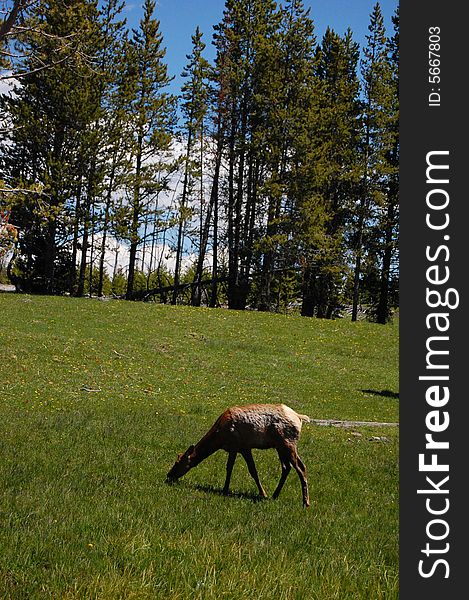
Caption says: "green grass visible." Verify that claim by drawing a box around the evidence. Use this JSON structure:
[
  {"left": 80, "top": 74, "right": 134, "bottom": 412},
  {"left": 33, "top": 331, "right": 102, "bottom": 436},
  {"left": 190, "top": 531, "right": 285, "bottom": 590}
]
[{"left": 0, "top": 295, "right": 399, "bottom": 599}]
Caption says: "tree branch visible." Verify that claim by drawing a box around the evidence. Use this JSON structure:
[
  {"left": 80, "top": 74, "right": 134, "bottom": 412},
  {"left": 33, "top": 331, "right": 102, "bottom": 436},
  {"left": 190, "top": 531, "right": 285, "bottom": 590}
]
[
  {"left": 0, "top": 0, "right": 25, "bottom": 42},
  {"left": 0, "top": 186, "right": 49, "bottom": 196}
]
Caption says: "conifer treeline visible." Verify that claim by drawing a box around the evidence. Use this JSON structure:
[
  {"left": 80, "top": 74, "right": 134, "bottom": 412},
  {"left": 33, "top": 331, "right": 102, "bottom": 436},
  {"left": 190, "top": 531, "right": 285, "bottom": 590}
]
[{"left": 0, "top": 0, "right": 399, "bottom": 322}]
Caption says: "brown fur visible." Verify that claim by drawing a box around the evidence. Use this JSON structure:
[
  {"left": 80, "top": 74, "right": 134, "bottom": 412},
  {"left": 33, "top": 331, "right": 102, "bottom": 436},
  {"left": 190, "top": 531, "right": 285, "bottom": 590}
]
[{"left": 166, "top": 404, "right": 310, "bottom": 507}]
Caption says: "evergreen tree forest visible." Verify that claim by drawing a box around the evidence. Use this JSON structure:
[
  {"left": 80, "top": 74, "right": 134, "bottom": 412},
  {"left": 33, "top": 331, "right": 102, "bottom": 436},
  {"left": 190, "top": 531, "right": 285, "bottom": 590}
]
[{"left": 0, "top": 0, "right": 399, "bottom": 323}]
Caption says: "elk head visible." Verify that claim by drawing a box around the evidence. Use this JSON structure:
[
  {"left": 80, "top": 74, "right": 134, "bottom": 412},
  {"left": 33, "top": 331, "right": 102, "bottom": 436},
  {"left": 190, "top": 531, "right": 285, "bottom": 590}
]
[{"left": 166, "top": 445, "right": 196, "bottom": 482}]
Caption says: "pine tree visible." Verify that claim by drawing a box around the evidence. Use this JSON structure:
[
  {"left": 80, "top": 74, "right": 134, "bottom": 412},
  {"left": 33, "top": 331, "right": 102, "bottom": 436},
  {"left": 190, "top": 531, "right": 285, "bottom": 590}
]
[
  {"left": 213, "top": 0, "right": 283, "bottom": 310},
  {"left": 250, "top": 0, "right": 288, "bottom": 312},
  {"left": 0, "top": 0, "right": 103, "bottom": 294},
  {"left": 374, "top": 7, "right": 399, "bottom": 323},
  {"left": 203, "top": 65, "right": 225, "bottom": 309},
  {"left": 59, "top": 0, "right": 128, "bottom": 298},
  {"left": 300, "top": 27, "right": 361, "bottom": 318},
  {"left": 263, "top": 0, "right": 317, "bottom": 314},
  {"left": 351, "top": 2, "right": 392, "bottom": 321},
  {"left": 94, "top": 0, "right": 129, "bottom": 297},
  {"left": 121, "top": 0, "right": 175, "bottom": 299},
  {"left": 213, "top": 0, "right": 251, "bottom": 310},
  {"left": 172, "top": 26, "right": 210, "bottom": 305}
]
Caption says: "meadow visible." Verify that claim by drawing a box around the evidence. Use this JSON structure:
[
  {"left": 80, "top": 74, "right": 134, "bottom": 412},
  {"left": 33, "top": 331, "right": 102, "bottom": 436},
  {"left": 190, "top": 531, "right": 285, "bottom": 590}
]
[{"left": 0, "top": 294, "right": 399, "bottom": 599}]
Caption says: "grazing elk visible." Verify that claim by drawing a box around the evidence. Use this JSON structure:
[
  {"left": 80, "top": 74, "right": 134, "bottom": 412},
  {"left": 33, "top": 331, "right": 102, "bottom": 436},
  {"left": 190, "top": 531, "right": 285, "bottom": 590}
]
[{"left": 166, "top": 403, "right": 310, "bottom": 507}]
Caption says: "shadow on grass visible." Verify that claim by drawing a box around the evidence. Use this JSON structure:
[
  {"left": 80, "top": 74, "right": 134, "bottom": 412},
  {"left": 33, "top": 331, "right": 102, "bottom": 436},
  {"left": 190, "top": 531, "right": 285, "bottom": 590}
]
[
  {"left": 362, "top": 389, "right": 399, "bottom": 399},
  {"left": 189, "top": 483, "right": 267, "bottom": 503}
]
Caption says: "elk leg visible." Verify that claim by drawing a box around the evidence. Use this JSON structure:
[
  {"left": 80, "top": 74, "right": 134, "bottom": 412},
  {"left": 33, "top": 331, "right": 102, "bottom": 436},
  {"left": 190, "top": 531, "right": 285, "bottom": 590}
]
[
  {"left": 223, "top": 451, "right": 237, "bottom": 495},
  {"left": 291, "top": 451, "right": 310, "bottom": 507},
  {"left": 241, "top": 450, "right": 267, "bottom": 498},
  {"left": 272, "top": 449, "right": 291, "bottom": 499},
  {"left": 279, "top": 443, "right": 310, "bottom": 507}
]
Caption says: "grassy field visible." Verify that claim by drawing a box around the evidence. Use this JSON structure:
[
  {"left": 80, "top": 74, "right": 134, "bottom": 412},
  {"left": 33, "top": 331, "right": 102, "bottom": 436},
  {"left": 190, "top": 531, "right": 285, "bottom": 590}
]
[{"left": 0, "top": 294, "right": 399, "bottom": 599}]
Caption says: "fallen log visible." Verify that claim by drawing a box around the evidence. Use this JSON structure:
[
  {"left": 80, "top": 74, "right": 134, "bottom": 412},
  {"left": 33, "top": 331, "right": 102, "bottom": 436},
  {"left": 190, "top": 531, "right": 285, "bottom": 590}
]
[{"left": 309, "top": 418, "right": 399, "bottom": 428}]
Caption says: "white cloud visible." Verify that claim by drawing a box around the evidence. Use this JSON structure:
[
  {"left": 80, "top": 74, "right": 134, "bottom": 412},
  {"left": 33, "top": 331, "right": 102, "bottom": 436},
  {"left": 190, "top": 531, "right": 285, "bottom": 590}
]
[
  {"left": 76, "top": 234, "right": 200, "bottom": 278},
  {"left": 0, "top": 71, "right": 17, "bottom": 96}
]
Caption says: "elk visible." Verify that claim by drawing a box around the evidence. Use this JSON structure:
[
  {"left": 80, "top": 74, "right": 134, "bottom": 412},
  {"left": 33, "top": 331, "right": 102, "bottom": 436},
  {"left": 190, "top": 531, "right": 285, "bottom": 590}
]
[{"left": 166, "top": 403, "right": 310, "bottom": 507}]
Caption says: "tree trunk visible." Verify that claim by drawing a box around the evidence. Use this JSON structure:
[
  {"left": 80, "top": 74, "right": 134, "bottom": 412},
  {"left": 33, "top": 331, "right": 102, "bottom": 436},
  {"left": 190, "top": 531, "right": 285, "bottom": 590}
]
[
  {"left": 351, "top": 249, "right": 362, "bottom": 322},
  {"left": 192, "top": 123, "right": 222, "bottom": 306},
  {"left": 301, "top": 267, "right": 315, "bottom": 317},
  {"left": 76, "top": 201, "right": 89, "bottom": 297},
  {"left": 42, "top": 221, "right": 57, "bottom": 294},
  {"left": 258, "top": 189, "right": 278, "bottom": 312},
  {"left": 126, "top": 240, "right": 138, "bottom": 298},
  {"left": 376, "top": 201, "right": 396, "bottom": 324},
  {"left": 77, "top": 165, "right": 96, "bottom": 297},
  {"left": 227, "top": 111, "right": 237, "bottom": 309},
  {"left": 191, "top": 123, "right": 205, "bottom": 305},
  {"left": 172, "top": 127, "right": 193, "bottom": 305},
  {"left": 88, "top": 201, "right": 96, "bottom": 296},
  {"left": 97, "top": 167, "right": 115, "bottom": 297},
  {"left": 352, "top": 149, "right": 370, "bottom": 322},
  {"left": 70, "top": 177, "right": 83, "bottom": 294},
  {"left": 126, "top": 134, "right": 143, "bottom": 300},
  {"left": 209, "top": 176, "right": 219, "bottom": 309}
]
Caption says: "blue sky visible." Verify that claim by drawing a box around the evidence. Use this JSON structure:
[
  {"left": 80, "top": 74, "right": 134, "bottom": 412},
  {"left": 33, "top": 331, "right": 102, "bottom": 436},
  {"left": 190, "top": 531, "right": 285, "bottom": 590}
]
[{"left": 122, "top": 0, "right": 398, "bottom": 94}]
